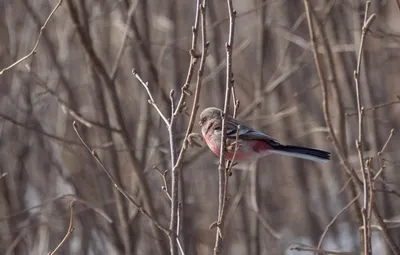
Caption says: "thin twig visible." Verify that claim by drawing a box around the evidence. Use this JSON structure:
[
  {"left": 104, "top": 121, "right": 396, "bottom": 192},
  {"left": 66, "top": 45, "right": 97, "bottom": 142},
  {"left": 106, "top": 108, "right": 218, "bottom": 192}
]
[
  {"left": 214, "top": 0, "right": 236, "bottom": 254},
  {"left": 48, "top": 201, "right": 75, "bottom": 255},
  {"left": 226, "top": 125, "right": 241, "bottom": 174},
  {"left": 73, "top": 121, "right": 170, "bottom": 235},
  {"left": 173, "top": 1, "right": 209, "bottom": 172},
  {"left": 374, "top": 129, "right": 394, "bottom": 180},
  {"left": 155, "top": 167, "right": 172, "bottom": 201},
  {"left": 253, "top": 208, "right": 281, "bottom": 240},
  {"left": 346, "top": 98, "right": 400, "bottom": 116},
  {"left": 303, "top": 0, "right": 362, "bottom": 185},
  {"left": 110, "top": 0, "right": 139, "bottom": 80},
  {"left": 0, "top": 172, "right": 7, "bottom": 180},
  {"left": 317, "top": 194, "right": 361, "bottom": 251},
  {"left": 303, "top": 1, "right": 400, "bottom": 254},
  {"left": 353, "top": 2, "right": 375, "bottom": 253},
  {"left": 0, "top": 0, "right": 63, "bottom": 75},
  {"left": 0, "top": 194, "right": 112, "bottom": 223},
  {"left": 34, "top": 76, "right": 121, "bottom": 132},
  {"left": 290, "top": 245, "right": 352, "bottom": 255},
  {"left": 173, "top": 0, "right": 202, "bottom": 116},
  {"left": 0, "top": 113, "right": 87, "bottom": 147},
  {"left": 65, "top": 5, "right": 166, "bottom": 251},
  {"left": 133, "top": 2, "right": 207, "bottom": 253},
  {"left": 378, "top": 129, "right": 394, "bottom": 157},
  {"left": 132, "top": 69, "right": 170, "bottom": 126},
  {"left": 166, "top": 2, "right": 209, "bottom": 252}
]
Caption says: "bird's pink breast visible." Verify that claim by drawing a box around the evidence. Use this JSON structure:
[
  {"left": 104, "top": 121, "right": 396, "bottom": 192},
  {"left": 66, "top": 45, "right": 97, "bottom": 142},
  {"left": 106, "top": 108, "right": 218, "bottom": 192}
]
[{"left": 204, "top": 135, "right": 272, "bottom": 161}]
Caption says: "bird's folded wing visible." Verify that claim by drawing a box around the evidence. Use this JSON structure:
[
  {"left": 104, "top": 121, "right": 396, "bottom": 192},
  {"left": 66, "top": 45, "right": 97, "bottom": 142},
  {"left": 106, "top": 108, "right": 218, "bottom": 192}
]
[{"left": 226, "top": 117, "right": 280, "bottom": 145}]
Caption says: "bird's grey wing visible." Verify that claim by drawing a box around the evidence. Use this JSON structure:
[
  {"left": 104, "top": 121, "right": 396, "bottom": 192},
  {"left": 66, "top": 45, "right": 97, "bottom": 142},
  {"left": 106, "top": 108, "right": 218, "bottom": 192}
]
[{"left": 225, "top": 117, "right": 280, "bottom": 145}]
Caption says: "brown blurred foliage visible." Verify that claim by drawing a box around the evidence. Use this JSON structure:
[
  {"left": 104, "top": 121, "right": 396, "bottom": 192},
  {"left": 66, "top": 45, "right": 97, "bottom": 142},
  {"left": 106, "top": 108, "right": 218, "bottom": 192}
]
[{"left": 1, "top": 0, "right": 400, "bottom": 254}]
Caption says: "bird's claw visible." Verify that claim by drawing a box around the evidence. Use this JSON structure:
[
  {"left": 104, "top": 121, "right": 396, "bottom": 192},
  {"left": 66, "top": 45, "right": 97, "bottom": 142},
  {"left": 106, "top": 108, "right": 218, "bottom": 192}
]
[
  {"left": 226, "top": 141, "right": 241, "bottom": 153},
  {"left": 187, "top": 133, "right": 204, "bottom": 148}
]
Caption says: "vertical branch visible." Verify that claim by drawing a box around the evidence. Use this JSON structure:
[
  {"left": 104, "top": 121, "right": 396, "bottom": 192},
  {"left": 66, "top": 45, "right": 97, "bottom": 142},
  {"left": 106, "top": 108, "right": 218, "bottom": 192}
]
[
  {"left": 303, "top": 1, "right": 400, "bottom": 254},
  {"left": 133, "top": 1, "right": 209, "bottom": 253},
  {"left": 173, "top": 0, "right": 202, "bottom": 116},
  {"left": 353, "top": 2, "right": 376, "bottom": 254},
  {"left": 169, "top": 93, "right": 179, "bottom": 255},
  {"left": 302, "top": 0, "right": 362, "bottom": 186},
  {"left": 48, "top": 201, "right": 75, "bottom": 255},
  {"left": 250, "top": 1, "right": 267, "bottom": 252},
  {"left": 167, "top": 0, "right": 208, "bottom": 251},
  {"left": 172, "top": 0, "right": 208, "bottom": 171},
  {"left": 214, "top": 0, "right": 236, "bottom": 254}
]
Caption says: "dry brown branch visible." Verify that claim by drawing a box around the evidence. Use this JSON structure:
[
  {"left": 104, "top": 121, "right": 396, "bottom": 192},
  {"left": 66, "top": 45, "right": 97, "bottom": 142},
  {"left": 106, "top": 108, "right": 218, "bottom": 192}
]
[
  {"left": 353, "top": 2, "right": 375, "bottom": 253},
  {"left": 173, "top": 1, "right": 209, "bottom": 171},
  {"left": 0, "top": 172, "right": 7, "bottom": 180},
  {"left": 0, "top": 194, "right": 112, "bottom": 223},
  {"left": 317, "top": 194, "right": 361, "bottom": 252},
  {"left": 304, "top": 0, "right": 400, "bottom": 254},
  {"left": 303, "top": 1, "right": 400, "bottom": 254},
  {"left": 33, "top": 77, "right": 121, "bottom": 132},
  {"left": 290, "top": 245, "right": 352, "bottom": 255},
  {"left": 167, "top": 1, "right": 208, "bottom": 253},
  {"left": 154, "top": 167, "right": 172, "bottom": 201},
  {"left": 172, "top": 0, "right": 202, "bottom": 116},
  {"left": 303, "top": 0, "right": 362, "bottom": 186},
  {"left": 133, "top": 1, "right": 209, "bottom": 253},
  {"left": 214, "top": 0, "right": 236, "bottom": 254},
  {"left": 346, "top": 97, "right": 400, "bottom": 116},
  {"left": 0, "top": 0, "right": 63, "bottom": 75},
  {"left": 0, "top": 112, "right": 127, "bottom": 151},
  {"left": 110, "top": 0, "right": 139, "bottom": 81},
  {"left": 48, "top": 201, "right": 75, "bottom": 255},
  {"left": 132, "top": 69, "right": 170, "bottom": 126},
  {"left": 133, "top": 69, "right": 182, "bottom": 254},
  {"left": 225, "top": 125, "right": 241, "bottom": 175},
  {"left": 0, "top": 113, "right": 86, "bottom": 147},
  {"left": 374, "top": 129, "right": 394, "bottom": 180},
  {"left": 72, "top": 121, "right": 170, "bottom": 236},
  {"left": 65, "top": 2, "right": 165, "bottom": 252},
  {"left": 252, "top": 207, "right": 281, "bottom": 240},
  {"left": 5, "top": 226, "right": 28, "bottom": 255},
  {"left": 238, "top": 61, "right": 303, "bottom": 119}
]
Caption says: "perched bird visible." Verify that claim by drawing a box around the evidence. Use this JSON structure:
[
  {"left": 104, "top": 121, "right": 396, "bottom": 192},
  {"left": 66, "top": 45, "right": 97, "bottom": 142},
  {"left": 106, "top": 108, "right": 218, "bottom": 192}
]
[{"left": 199, "top": 107, "right": 330, "bottom": 163}]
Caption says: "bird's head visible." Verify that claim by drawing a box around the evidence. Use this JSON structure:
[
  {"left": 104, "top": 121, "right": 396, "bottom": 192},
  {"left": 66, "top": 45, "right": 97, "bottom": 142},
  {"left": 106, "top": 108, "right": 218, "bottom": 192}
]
[{"left": 199, "top": 107, "right": 222, "bottom": 127}]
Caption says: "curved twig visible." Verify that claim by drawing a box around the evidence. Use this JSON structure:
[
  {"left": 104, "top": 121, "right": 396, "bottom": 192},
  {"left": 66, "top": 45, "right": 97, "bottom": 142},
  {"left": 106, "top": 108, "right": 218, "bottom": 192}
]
[
  {"left": 48, "top": 201, "right": 75, "bottom": 255},
  {"left": 0, "top": 0, "right": 63, "bottom": 75}
]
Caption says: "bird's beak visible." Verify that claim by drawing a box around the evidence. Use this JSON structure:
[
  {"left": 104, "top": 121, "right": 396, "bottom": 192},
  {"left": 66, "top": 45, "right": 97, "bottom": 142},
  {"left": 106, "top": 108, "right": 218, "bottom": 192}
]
[{"left": 199, "top": 121, "right": 202, "bottom": 126}]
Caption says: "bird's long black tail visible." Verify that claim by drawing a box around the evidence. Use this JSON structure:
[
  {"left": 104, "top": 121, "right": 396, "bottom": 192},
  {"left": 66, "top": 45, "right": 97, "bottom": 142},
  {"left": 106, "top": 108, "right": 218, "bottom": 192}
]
[{"left": 270, "top": 145, "right": 330, "bottom": 163}]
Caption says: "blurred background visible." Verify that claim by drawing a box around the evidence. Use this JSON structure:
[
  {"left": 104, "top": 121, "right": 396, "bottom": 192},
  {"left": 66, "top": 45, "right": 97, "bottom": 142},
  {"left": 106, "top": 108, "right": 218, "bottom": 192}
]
[{"left": 1, "top": 0, "right": 400, "bottom": 254}]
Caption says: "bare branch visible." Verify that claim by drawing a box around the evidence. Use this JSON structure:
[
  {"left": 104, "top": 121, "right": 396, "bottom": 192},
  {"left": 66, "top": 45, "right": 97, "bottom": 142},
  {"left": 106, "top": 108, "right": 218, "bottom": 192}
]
[
  {"left": 290, "top": 245, "right": 352, "bottom": 255},
  {"left": 132, "top": 69, "right": 170, "bottom": 126},
  {"left": 173, "top": 0, "right": 202, "bottom": 116},
  {"left": 214, "top": 0, "right": 236, "bottom": 254},
  {"left": 317, "top": 194, "right": 361, "bottom": 252},
  {"left": 73, "top": 121, "right": 170, "bottom": 236},
  {"left": 0, "top": 0, "right": 63, "bottom": 75},
  {"left": 173, "top": 2, "right": 209, "bottom": 172},
  {"left": 353, "top": 2, "right": 375, "bottom": 253},
  {"left": 303, "top": 0, "right": 362, "bottom": 186},
  {"left": 346, "top": 97, "right": 400, "bottom": 116},
  {"left": 48, "top": 201, "right": 75, "bottom": 255},
  {"left": 374, "top": 129, "right": 394, "bottom": 180},
  {"left": 110, "top": 0, "right": 139, "bottom": 80}
]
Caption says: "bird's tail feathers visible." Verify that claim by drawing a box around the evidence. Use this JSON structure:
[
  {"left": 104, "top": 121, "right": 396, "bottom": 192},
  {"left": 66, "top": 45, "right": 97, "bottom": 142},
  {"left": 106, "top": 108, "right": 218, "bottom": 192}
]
[{"left": 270, "top": 145, "right": 330, "bottom": 163}]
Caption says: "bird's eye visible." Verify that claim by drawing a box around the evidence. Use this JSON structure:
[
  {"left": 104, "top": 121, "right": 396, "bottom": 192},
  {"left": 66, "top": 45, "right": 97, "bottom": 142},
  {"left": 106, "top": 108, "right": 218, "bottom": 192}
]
[{"left": 201, "top": 117, "right": 207, "bottom": 123}]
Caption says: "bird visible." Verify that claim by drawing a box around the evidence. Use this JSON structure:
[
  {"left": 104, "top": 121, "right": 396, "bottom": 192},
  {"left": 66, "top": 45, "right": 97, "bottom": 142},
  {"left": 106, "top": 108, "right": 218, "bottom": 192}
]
[{"left": 199, "top": 107, "right": 330, "bottom": 163}]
